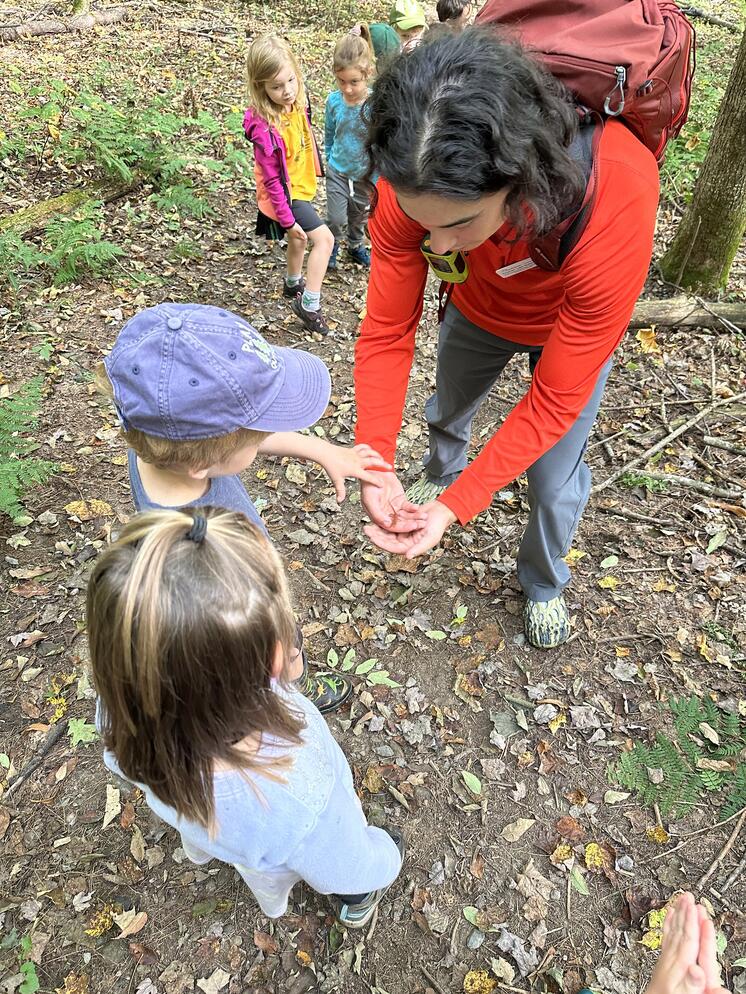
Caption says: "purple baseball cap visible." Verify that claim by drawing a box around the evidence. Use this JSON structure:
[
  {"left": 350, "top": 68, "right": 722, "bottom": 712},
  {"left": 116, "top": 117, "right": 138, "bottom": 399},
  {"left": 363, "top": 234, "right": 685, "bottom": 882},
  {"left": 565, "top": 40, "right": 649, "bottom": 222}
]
[{"left": 104, "top": 303, "right": 331, "bottom": 439}]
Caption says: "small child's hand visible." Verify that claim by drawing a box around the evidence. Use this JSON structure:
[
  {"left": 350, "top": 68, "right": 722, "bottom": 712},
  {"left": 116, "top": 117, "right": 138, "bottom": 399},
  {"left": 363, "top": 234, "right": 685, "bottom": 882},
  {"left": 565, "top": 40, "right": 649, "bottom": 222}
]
[{"left": 319, "top": 443, "right": 393, "bottom": 502}]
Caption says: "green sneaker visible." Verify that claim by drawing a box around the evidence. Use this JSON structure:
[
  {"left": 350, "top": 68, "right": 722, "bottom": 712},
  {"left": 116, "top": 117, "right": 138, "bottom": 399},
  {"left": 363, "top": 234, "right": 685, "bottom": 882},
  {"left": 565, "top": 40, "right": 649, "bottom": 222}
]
[
  {"left": 405, "top": 476, "right": 447, "bottom": 505},
  {"left": 295, "top": 656, "right": 352, "bottom": 713},
  {"left": 524, "top": 594, "right": 571, "bottom": 649},
  {"left": 330, "top": 831, "right": 406, "bottom": 929}
]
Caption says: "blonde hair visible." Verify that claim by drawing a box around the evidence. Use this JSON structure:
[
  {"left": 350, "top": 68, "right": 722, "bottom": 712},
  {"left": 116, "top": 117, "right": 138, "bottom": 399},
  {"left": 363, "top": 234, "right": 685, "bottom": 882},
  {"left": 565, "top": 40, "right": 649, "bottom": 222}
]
[
  {"left": 246, "top": 34, "right": 306, "bottom": 130},
  {"left": 94, "top": 362, "right": 268, "bottom": 470},
  {"left": 87, "top": 507, "right": 304, "bottom": 830},
  {"left": 334, "top": 24, "right": 375, "bottom": 76}
]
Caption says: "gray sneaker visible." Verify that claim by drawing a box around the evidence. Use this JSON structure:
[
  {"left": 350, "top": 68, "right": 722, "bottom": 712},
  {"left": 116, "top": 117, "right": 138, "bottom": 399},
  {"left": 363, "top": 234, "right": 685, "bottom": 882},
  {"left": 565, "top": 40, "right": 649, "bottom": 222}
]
[
  {"left": 330, "top": 831, "right": 405, "bottom": 930},
  {"left": 405, "top": 476, "right": 447, "bottom": 505},
  {"left": 524, "top": 594, "right": 570, "bottom": 648}
]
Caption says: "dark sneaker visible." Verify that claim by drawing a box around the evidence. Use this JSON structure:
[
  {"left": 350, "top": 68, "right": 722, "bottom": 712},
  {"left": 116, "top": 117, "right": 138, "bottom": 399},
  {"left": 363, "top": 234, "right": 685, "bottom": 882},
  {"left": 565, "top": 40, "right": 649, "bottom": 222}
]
[
  {"left": 330, "top": 831, "right": 406, "bottom": 929},
  {"left": 295, "top": 657, "right": 352, "bottom": 713},
  {"left": 524, "top": 594, "right": 570, "bottom": 649},
  {"left": 327, "top": 242, "right": 339, "bottom": 271},
  {"left": 282, "top": 277, "right": 305, "bottom": 299},
  {"left": 291, "top": 295, "right": 330, "bottom": 336},
  {"left": 348, "top": 244, "right": 371, "bottom": 267}
]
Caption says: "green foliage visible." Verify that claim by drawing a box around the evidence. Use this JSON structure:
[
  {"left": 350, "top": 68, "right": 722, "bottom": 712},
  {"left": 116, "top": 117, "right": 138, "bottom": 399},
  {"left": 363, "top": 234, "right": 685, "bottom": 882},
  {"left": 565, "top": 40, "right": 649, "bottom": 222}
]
[
  {"left": 2, "top": 74, "right": 250, "bottom": 291},
  {"left": 608, "top": 695, "right": 746, "bottom": 819},
  {"left": 0, "top": 378, "right": 57, "bottom": 520},
  {"left": 44, "top": 202, "right": 124, "bottom": 284},
  {"left": 661, "top": 24, "right": 740, "bottom": 202},
  {"left": 620, "top": 472, "right": 669, "bottom": 493}
]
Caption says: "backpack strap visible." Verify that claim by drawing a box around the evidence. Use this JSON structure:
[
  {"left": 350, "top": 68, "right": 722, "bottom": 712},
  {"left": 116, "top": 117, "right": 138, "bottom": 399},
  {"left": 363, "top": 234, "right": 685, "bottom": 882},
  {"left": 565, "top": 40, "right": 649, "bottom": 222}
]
[{"left": 530, "top": 114, "right": 604, "bottom": 271}]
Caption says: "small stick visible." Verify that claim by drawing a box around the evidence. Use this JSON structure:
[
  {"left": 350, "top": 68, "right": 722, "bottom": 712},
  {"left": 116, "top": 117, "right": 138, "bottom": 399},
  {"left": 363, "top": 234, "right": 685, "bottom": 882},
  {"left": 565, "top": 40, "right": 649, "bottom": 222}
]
[
  {"left": 4, "top": 722, "right": 67, "bottom": 798},
  {"left": 646, "top": 807, "right": 746, "bottom": 862},
  {"left": 593, "top": 390, "right": 746, "bottom": 493},
  {"left": 710, "top": 886, "right": 745, "bottom": 918},
  {"left": 721, "top": 852, "right": 746, "bottom": 893},
  {"left": 690, "top": 450, "right": 746, "bottom": 490},
  {"left": 710, "top": 349, "right": 717, "bottom": 401},
  {"left": 695, "top": 808, "right": 746, "bottom": 891},
  {"left": 596, "top": 504, "right": 677, "bottom": 528},
  {"left": 702, "top": 435, "right": 746, "bottom": 458},
  {"left": 421, "top": 965, "right": 448, "bottom": 994},
  {"left": 615, "top": 471, "right": 742, "bottom": 501}
]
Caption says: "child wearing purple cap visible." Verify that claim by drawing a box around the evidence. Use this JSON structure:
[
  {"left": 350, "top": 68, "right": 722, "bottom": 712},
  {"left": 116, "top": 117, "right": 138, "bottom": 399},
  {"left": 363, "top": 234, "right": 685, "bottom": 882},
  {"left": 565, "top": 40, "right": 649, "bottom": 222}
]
[{"left": 97, "top": 302, "right": 391, "bottom": 713}]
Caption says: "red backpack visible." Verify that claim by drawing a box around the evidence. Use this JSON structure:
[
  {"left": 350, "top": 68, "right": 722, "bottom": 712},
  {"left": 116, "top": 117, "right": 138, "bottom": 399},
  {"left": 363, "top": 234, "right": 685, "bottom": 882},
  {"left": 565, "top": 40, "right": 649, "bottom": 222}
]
[
  {"left": 475, "top": 0, "right": 695, "bottom": 165},
  {"left": 471, "top": 0, "right": 695, "bottom": 272}
]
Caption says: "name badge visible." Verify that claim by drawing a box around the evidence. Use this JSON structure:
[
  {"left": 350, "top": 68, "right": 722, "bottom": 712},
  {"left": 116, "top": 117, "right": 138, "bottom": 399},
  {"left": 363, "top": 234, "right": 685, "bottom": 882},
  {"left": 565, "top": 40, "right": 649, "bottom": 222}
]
[{"left": 496, "top": 258, "right": 537, "bottom": 278}]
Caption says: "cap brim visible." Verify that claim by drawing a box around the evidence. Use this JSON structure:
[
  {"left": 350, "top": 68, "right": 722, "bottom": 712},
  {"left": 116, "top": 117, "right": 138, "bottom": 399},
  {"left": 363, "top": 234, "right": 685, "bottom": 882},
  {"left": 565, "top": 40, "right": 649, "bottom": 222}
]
[
  {"left": 395, "top": 16, "right": 425, "bottom": 29},
  {"left": 250, "top": 345, "right": 331, "bottom": 433}
]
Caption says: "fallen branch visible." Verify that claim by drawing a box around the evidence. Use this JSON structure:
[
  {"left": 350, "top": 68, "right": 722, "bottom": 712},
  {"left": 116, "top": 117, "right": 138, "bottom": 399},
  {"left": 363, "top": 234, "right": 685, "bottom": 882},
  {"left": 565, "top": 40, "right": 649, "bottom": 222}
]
[
  {"left": 4, "top": 722, "right": 66, "bottom": 798},
  {"left": 696, "top": 808, "right": 746, "bottom": 892},
  {"left": 619, "top": 471, "right": 743, "bottom": 501},
  {"left": 629, "top": 296, "right": 745, "bottom": 332},
  {"left": 0, "top": 7, "right": 127, "bottom": 41},
  {"left": 678, "top": 5, "right": 741, "bottom": 33},
  {"left": 702, "top": 435, "right": 746, "bottom": 458},
  {"left": 593, "top": 391, "right": 746, "bottom": 493},
  {"left": 0, "top": 176, "right": 141, "bottom": 237},
  {"left": 596, "top": 503, "right": 677, "bottom": 528}
]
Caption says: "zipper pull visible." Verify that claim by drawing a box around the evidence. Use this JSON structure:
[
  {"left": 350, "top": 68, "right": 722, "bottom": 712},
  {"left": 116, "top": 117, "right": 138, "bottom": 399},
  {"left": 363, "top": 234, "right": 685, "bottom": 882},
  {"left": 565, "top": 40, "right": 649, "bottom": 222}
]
[{"left": 603, "top": 66, "right": 627, "bottom": 116}]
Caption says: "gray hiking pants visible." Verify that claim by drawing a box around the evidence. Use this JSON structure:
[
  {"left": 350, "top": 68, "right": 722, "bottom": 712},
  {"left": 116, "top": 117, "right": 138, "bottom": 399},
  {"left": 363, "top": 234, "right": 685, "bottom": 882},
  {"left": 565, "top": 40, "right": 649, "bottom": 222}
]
[
  {"left": 424, "top": 304, "right": 613, "bottom": 602},
  {"left": 325, "top": 165, "right": 368, "bottom": 248}
]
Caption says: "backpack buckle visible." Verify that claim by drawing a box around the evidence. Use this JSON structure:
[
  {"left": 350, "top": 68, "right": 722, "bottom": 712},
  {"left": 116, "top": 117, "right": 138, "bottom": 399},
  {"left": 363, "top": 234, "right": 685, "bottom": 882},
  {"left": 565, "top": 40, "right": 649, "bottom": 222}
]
[{"left": 603, "top": 66, "right": 627, "bottom": 116}]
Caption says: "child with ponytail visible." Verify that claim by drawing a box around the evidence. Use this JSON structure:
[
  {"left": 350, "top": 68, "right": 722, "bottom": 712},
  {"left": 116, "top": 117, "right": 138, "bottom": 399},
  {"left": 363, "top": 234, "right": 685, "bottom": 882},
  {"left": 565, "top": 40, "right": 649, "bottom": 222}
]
[{"left": 88, "top": 507, "right": 404, "bottom": 927}]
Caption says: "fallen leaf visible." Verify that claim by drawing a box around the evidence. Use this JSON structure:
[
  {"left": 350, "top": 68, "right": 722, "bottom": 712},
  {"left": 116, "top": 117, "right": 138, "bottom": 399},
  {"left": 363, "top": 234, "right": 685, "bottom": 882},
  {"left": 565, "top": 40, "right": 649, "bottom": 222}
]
[
  {"left": 253, "top": 930, "right": 278, "bottom": 954},
  {"left": 462, "top": 770, "right": 483, "bottom": 796},
  {"left": 569, "top": 865, "right": 590, "bottom": 895},
  {"left": 114, "top": 910, "right": 148, "bottom": 938},
  {"left": 102, "top": 785, "right": 121, "bottom": 829},
  {"left": 490, "top": 957, "right": 516, "bottom": 984},
  {"left": 555, "top": 815, "right": 585, "bottom": 842},
  {"left": 598, "top": 575, "right": 620, "bottom": 590},
  {"left": 129, "top": 943, "right": 160, "bottom": 966},
  {"left": 196, "top": 968, "right": 231, "bottom": 994},
  {"left": 636, "top": 327, "right": 661, "bottom": 354},
  {"left": 463, "top": 970, "right": 496, "bottom": 994},
  {"left": 501, "top": 817, "right": 535, "bottom": 843}
]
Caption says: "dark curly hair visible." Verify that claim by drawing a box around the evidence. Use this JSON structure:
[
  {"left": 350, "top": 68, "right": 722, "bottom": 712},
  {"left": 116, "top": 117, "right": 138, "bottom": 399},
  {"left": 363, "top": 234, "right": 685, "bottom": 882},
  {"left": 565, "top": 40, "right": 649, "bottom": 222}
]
[{"left": 365, "top": 26, "right": 585, "bottom": 238}]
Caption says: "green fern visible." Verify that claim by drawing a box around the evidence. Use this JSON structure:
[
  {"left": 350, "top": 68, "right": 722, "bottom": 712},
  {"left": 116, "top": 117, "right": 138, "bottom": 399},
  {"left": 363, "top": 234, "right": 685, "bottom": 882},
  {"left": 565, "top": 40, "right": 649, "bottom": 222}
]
[
  {"left": 0, "top": 378, "right": 58, "bottom": 519},
  {"left": 43, "top": 202, "right": 123, "bottom": 285},
  {"left": 608, "top": 695, "right": 746, "bottom": 821}
]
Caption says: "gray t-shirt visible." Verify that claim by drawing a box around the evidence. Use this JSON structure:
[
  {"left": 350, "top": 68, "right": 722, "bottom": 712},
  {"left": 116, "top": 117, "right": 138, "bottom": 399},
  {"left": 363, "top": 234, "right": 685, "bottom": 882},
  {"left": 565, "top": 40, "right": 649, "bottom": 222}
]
[{"left": 127, "top": 449, "right": 267, "bottom": 535}]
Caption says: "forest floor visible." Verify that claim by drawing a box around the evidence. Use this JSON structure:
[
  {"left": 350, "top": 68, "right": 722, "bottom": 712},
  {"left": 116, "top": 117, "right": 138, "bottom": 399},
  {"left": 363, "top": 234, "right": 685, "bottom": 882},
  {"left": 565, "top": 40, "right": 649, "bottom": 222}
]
[{"left": 1, "top": 2, "right": 746, "bottom": 993}]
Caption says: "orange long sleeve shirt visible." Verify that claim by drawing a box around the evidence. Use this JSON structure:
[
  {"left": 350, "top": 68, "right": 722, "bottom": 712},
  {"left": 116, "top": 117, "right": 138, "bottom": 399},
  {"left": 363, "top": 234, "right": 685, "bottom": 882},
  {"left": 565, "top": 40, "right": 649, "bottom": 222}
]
[{"left": 354, "top": 120, "right": 659, "bottom": 525}]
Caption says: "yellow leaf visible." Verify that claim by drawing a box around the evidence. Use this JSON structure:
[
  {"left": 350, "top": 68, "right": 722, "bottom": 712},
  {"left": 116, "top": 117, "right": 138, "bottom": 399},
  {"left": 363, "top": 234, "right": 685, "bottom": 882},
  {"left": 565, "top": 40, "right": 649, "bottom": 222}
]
[
  {"left": 84, "top": 904, "right": 116, "bottom": 937},
  {"left": 255, "top": 468, "right": 268, "bottom": 480},
  {"left": 48, "top": 123, "right": 61, "bottom": 140},
  {"left": 641, "top": 927, "right": 663, "bottom": 950},
  {"left": 636, "top": 327, "right": 661, "bottom": 354},
  {"left": 698, "top": 633, "right": 713, "bottom": 662},
  {"left": 550, "top": 842, "right": 573, "bottom": 865},
  {"left": 598, "top": 576, "right": 620, "bottom": 590},
  {"left": 664, "top": 646, "right": 683, "bottom": 662},
  {"left": 65, "top": 499, "right": 113, "bottom": 521},
  {"left": 653, "top": 577, "right": 676, "bottom": 593},
  {"left": 584, "top": 842, "right": 605, "bottom": 870},
  {"left": 615, "top": 646, "right": 631, "bottom": 657},
  {"left": 464, "top": 970, "right": 497, "bottom": 994},
  {"left": 111, "top": 454, "right": 128, "bottom": 466},
  {"left": 646, "top": 825, "right": 670, "bottom": 844},
  {"left": 663, "top": 462, "right": 678, "bottom": 473},
  {"left": 563, "top": 548, "right": 587, "bottom": 566},
  {"left": 296, "top": 950, "right": 313, "bottom": 967},
  {"left": 548, "top": 712, "right": 567, "bottom": 734}
]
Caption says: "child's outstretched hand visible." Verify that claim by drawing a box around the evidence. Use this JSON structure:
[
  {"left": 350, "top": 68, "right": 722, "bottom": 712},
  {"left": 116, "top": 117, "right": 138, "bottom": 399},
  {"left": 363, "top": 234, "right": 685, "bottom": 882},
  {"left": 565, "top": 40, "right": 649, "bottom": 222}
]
[{"left": 318, "top": 443, "right": 393, "bottom": 502}]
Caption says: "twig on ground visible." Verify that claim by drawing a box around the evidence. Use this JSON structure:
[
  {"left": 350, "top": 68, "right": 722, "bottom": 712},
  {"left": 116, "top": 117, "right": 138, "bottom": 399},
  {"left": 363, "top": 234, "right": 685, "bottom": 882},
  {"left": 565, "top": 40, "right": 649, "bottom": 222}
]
[
  {"left": 647, "top": 807, "right": 746, "bottom": 862},
  {"left": 696, "top": 808, "right": 746, "bottom": 892},
  {"left": 4, "top": 722, "right": 67, "bottom": 798},
  {"left": 710, "top": 886, "right": 745, "bottom": 918},
  {"left": 721, "top": 852, "right": 746, "bottom": 893},
  {"left": 421, "top": 965, "right": 447, "bottom": 994},
  {"left": 593, "top": 391, "right": 746, "bottom": 493},
  {"left": 302, "top": 564, "right": 331, "bottom": 593},
  {"left": 689, "top": 449, "right": 746, "bottom": 490},
  {"left": 619, "top": 471, "right": 743, "bottom": 501},
  {"left": 702, "top": 435, "right": 746, "bottom": 458},
  {"left": 678, "top": 5, "right": 741, "bottom": 31},
  {"left": 596, "top": 503, "right": 677, "bottom": 528}
]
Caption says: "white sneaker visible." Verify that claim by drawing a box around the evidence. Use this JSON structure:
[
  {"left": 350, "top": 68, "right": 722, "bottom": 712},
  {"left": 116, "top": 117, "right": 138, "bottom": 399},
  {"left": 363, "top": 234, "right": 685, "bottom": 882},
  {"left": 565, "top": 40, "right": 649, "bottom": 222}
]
[
  {"left": 405, "top": 476, "right": 447, "bottom": 505},
  {"left": 524, "top": 595, "right": 570, "bottom": 649}
]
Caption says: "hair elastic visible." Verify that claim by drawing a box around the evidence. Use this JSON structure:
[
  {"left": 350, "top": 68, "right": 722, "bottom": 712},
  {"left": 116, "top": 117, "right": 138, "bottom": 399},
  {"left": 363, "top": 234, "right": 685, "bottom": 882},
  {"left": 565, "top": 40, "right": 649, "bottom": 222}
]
[{"left": 186, "top": 514, "right": 208, "bottom": 544}]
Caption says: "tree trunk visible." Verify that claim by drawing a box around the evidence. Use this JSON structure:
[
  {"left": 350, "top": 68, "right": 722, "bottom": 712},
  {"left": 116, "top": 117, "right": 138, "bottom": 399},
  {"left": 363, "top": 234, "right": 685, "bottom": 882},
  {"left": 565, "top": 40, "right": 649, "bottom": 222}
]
[
  {"left": 659, "top": 28, "right": 746, "bottom": 293},
  {"left": 0, "top": 7, "right": 126, "bottom": 42},
  {"left": 628, "top": 296, "right": 746, "bottom": 330}
]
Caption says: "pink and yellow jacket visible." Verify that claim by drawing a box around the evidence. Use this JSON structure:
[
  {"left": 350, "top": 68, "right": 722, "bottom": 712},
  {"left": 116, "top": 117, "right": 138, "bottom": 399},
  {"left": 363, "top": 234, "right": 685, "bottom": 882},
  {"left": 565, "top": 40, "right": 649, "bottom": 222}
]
[{"left": 243, "top": 106, "right": 323, "bottom": 229}]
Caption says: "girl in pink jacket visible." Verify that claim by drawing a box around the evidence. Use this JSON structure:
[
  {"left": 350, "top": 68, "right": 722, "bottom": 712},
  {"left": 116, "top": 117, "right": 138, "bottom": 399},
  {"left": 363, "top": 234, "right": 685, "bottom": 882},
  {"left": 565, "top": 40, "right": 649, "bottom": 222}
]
[{"left": 245, "top": 35, "right": 334, "bottom": 337}]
